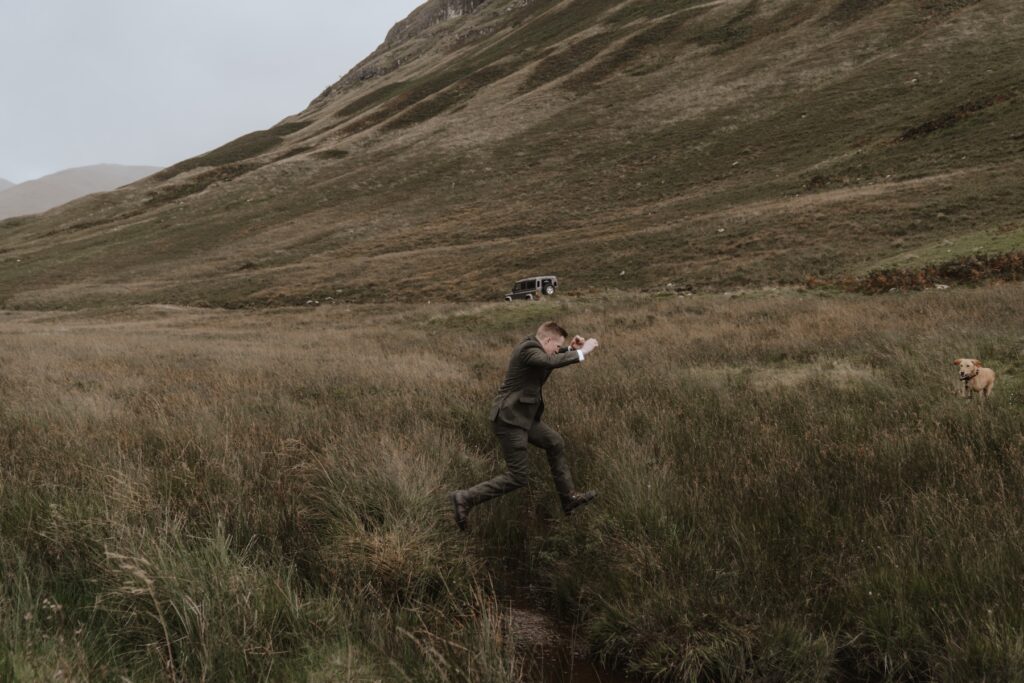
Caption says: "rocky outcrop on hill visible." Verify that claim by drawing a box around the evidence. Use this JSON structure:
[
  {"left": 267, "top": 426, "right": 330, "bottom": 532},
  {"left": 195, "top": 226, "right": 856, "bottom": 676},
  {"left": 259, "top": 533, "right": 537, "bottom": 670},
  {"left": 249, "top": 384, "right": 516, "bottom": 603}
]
[
  {"left": 313, "top": 0, "right": 493, "bottom": 101},
  {"left": 384, "top": 0, "right": 489, "bottom": 48}
]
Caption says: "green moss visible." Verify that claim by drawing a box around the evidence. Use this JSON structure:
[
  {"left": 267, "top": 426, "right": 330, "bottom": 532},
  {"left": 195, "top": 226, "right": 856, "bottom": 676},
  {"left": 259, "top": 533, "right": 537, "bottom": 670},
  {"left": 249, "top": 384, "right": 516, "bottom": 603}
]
[
  {"left": 341, "top": 71, "right": 476, "bottom": 135},
  {"left": 384, "top": 62, "right": 521, "bottom": 130},
  {"left": 333, "top": 81, "right": 410, "bottom": 119},
  {"left": 565, "top": 16, "right": 687, "bottom": 91},
  {"left": 313, "top": 149, "right": 351, "bottom": 160}
]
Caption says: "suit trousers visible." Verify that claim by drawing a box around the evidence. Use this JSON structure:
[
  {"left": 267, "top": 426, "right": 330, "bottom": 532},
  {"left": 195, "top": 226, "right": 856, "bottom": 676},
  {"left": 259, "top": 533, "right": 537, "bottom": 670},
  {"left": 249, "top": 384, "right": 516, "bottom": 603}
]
[{"left": 463, "top": 419, "right": 575, "bottom": 506}]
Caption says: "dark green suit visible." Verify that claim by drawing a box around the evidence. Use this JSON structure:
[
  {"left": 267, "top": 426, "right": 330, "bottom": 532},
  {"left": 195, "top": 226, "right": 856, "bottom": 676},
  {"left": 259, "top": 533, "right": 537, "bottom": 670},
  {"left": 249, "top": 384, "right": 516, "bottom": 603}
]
[{"left": 464, "top": 336, "right": 582, "bottom": 507}]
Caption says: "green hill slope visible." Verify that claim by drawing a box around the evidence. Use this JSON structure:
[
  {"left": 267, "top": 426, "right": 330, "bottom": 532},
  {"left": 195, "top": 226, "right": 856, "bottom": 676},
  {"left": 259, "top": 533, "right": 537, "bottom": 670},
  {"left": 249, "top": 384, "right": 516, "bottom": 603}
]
[{"left": 1, "top": 0, "right": 1020, "bottom": 308}]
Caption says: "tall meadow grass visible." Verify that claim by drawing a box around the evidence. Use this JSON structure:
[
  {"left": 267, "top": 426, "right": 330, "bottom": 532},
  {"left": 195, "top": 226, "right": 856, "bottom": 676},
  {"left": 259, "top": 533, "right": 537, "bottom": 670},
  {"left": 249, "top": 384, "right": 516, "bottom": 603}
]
[{"left": 0, "top": 285, "right": 1022, "bottom": 680}]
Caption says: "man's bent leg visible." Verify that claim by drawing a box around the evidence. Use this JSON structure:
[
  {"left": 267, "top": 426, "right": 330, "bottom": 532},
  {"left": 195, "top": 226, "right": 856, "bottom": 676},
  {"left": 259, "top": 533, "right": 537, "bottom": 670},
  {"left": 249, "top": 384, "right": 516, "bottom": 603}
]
[
  {"left": 527, "top": 421, "right": 575, "bottom": 505},
  {"left": 462, "top": 421, "right": 531, "bottom": 506}
]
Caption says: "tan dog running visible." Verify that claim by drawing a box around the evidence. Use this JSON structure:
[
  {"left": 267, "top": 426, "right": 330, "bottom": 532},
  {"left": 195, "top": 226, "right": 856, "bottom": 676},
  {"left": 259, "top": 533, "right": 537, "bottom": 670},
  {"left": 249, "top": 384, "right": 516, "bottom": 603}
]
[{"left": 952, "top": 358, "right": 995, "bottom": 399}]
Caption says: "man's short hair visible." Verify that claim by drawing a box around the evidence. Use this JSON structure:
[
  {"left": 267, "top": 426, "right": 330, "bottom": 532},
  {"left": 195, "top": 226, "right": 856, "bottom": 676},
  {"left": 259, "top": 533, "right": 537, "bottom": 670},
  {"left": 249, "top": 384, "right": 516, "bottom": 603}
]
[{"left": 537, "top": 321, "right": 568, "bottom": 340}]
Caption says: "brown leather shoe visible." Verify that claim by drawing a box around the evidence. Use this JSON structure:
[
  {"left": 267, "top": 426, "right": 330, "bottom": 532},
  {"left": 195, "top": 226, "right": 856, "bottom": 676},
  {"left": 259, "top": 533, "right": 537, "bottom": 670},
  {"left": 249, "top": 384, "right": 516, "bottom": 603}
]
[
  {"left": 450, "top": 490, "right": 469, "bottom": 531},
  {"left": 563, "top": 490, "right": 597, "bottom": 516}
]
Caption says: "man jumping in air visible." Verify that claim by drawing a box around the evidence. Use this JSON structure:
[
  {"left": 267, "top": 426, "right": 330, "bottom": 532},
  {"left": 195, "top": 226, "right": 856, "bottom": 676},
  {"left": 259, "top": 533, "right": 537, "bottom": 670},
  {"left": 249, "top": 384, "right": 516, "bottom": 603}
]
[{"left": 450, "top": 321, "right": 599, "bottom": 531}]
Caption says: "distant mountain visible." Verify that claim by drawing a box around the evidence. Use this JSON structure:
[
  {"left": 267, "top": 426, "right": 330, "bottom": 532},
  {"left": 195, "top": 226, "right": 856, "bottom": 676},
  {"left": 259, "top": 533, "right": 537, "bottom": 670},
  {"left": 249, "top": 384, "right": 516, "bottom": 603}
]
[{"left": 0, "top": 164, "right": 160, "bottom": 220}]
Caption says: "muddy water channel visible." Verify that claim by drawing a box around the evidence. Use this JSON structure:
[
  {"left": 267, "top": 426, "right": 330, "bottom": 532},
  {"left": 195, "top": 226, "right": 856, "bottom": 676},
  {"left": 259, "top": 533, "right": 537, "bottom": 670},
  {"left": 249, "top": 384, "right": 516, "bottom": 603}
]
[{"left": 503, "top": 591, "right": 642, "bottom": 683}]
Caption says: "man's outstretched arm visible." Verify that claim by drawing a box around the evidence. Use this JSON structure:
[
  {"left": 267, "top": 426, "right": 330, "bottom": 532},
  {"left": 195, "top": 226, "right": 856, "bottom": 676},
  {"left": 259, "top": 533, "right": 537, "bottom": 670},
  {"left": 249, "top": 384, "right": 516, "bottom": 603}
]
[{"left": 524, "top": 338, "right": 599, "bottom": 369}]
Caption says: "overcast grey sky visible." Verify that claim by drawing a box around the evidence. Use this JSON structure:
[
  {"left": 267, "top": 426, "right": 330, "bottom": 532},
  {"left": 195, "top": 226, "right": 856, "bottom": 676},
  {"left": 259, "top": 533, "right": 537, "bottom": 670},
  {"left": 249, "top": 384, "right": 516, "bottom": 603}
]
[{"left": 0, "top": 0, "right": 423, "bottom": 183}]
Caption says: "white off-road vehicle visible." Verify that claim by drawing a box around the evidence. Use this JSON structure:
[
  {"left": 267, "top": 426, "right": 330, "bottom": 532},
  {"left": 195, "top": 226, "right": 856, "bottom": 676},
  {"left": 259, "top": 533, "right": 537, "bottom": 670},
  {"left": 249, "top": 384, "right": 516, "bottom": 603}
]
[{"left": 504, "top": 275, "right": 558, "bottom": 301}]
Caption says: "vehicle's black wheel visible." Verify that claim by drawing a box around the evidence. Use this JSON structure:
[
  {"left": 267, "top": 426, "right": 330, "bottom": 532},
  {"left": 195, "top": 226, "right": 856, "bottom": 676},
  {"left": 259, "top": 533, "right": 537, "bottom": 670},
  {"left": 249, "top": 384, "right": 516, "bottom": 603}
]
[{"left": 544, "top": 285, "right": 555, "bottom": 295}]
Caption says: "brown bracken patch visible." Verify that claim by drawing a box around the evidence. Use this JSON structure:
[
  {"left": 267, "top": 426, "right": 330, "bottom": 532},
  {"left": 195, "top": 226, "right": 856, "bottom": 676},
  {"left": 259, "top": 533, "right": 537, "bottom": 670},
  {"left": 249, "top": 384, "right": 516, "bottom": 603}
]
[{"left": 814, "top": 251, "right": 1024, "bottom": 293}]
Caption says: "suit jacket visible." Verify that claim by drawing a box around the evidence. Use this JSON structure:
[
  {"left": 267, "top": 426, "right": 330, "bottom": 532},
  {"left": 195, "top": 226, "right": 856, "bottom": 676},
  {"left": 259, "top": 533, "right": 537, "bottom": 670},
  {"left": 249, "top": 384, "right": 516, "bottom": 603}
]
[{"left": 489, "top": 336, "right": 580, "bottom": 429}]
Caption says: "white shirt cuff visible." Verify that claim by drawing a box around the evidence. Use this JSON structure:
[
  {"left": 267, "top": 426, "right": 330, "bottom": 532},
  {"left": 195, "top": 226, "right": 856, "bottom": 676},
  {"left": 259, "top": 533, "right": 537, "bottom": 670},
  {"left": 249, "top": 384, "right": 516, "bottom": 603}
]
[{"left": 577, "top": 350, "right": 585, "bottom": 362}]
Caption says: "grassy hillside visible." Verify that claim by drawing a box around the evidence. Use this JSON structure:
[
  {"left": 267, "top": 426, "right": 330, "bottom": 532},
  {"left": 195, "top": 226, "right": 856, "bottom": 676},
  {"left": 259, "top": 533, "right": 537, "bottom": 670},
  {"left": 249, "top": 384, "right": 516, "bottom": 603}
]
[
  {"left": 2, "top": 285, "right": 1023, "bottom": 680},
  {"left": 0, "top": 0, "right": 1021, "bottom": 308}
]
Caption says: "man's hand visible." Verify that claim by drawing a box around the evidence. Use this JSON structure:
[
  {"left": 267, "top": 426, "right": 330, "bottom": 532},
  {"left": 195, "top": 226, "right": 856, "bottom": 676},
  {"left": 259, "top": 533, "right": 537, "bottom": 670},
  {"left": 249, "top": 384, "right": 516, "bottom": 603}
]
[
  {"left": 581, "top": 338, "right": 599, "bottom": 355},
  {"left": 569, "top": 335, "right": 586, "bottom": 350}
]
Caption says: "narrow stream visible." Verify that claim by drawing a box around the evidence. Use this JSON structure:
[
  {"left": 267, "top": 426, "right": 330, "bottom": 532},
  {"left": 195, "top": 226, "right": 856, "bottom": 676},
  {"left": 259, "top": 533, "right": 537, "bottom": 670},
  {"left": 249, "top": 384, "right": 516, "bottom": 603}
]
[{"left": 502, "top": 588, "right": 642, "bottom": 683}]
